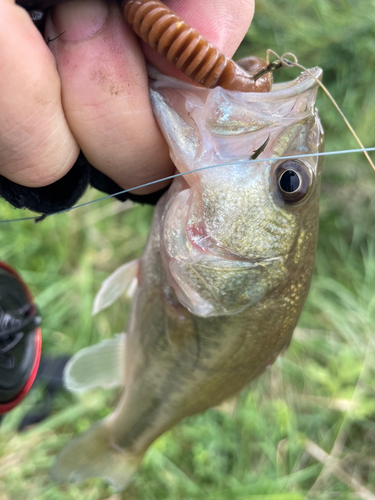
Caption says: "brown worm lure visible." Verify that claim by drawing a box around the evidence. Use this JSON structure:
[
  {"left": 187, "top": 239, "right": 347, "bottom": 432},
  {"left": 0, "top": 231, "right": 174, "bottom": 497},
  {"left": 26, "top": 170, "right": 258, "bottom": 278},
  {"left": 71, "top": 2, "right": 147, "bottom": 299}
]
[
  {"left": 122, "top": 0, "right": 271, "bottom": 92},
  {"left": 17, "top": 0, "right": 272, "bottom": 92}
]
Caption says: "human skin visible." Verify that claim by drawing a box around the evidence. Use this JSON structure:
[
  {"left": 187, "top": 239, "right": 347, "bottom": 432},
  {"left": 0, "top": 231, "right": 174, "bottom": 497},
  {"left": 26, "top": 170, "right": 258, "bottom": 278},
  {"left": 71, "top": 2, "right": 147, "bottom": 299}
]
[{"left": 0, "top": 0, "right": 254, "bottom": 193}]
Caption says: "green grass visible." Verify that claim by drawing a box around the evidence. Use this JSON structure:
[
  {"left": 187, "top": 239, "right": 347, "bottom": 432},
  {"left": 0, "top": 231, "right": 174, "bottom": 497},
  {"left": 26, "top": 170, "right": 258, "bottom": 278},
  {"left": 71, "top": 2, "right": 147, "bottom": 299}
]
[{"left": 1, "top": 0, "right": 375, "bottom": 498}]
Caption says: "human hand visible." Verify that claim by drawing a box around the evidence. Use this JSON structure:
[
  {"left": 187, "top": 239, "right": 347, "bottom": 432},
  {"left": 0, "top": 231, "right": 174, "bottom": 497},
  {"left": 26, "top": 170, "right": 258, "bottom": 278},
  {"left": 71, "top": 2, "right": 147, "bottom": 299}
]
[{"left": 0, "top": 0, "right": 254, "bottom": 195}]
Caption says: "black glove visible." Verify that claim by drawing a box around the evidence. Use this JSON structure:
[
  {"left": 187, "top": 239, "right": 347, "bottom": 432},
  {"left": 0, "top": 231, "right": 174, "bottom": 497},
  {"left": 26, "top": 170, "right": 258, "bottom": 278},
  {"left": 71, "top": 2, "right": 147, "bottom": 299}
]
[{"left": 0, "top": 151, "right": 169, "bottom": 217}]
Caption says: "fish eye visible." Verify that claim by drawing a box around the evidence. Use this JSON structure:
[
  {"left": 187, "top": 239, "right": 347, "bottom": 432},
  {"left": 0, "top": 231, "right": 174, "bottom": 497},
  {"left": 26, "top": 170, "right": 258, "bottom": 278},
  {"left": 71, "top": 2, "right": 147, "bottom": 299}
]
[{"left": 276, "top": 160, "right": 312, "bottom": 204}]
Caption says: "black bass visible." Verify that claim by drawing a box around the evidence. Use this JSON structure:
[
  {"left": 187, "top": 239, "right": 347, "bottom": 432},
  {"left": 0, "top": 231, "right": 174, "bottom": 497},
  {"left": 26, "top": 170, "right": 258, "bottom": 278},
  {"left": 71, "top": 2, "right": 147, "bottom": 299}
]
[{"left": 52, "top": 62, "right": 324, "bottom": 490}]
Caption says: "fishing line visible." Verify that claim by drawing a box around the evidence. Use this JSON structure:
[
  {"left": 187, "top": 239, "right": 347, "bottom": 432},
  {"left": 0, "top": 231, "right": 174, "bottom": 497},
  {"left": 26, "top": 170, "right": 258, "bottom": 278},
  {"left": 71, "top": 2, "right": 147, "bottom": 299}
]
[
  {"left": 265, "top": 50, "right": 375, "bottom": 173},
  {"left": 1, "top": 147, "right": 374, "bottom": 225}
]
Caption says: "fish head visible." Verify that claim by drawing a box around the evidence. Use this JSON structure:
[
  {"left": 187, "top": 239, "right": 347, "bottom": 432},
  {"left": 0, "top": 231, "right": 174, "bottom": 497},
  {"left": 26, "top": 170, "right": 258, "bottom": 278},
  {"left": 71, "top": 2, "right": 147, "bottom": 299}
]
[{"left": 150, "top": 67, "right": 324, "bottom": 317}]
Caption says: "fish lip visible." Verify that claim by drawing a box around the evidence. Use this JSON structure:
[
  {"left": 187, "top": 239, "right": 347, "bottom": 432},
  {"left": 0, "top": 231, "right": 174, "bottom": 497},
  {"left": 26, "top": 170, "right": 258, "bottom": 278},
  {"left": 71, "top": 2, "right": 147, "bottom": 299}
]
[{"left": 240, "top": 67, "right": 323, "bottom": 101}]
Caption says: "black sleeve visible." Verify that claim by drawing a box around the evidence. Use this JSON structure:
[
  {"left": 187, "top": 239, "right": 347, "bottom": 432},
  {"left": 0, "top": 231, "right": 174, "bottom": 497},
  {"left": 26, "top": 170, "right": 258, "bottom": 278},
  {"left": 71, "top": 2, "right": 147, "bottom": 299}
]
[{"left": 0, "top": 152, "right": 169, "bottom": 216}]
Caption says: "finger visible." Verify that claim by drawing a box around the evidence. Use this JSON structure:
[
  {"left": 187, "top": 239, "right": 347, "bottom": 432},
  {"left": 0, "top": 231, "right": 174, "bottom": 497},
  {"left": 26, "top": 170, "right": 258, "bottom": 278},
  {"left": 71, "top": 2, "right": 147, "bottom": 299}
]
[
  {"left": 0, "top": 0, "right": 79, "bottom": 187},
  {"left": 139, "top": 0, "right": 255, "bottom": 80},
  {"left": 45, "top": 0, "right": 173, "bottom": 194}
]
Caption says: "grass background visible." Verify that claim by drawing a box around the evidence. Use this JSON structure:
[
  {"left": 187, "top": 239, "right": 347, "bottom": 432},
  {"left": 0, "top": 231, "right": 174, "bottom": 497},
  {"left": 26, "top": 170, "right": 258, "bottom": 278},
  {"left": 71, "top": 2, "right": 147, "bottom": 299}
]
[{"left": 1, "top": 0, "right": 375, "bottom": 498}]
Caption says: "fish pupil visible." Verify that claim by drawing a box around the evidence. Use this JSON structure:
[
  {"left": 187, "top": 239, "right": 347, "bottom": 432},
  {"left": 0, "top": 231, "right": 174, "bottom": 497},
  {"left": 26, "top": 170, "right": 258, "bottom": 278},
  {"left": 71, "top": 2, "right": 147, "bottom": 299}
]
[{"left": 279, "top": 170, "right": 300, "bottom": 193}]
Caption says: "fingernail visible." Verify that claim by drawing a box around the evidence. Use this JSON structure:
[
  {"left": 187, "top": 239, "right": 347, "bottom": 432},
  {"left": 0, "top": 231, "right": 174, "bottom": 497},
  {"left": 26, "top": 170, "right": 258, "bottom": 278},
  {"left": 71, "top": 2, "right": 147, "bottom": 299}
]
[{"left": 51, "top": 0, "right": 109, "bottom": 42}]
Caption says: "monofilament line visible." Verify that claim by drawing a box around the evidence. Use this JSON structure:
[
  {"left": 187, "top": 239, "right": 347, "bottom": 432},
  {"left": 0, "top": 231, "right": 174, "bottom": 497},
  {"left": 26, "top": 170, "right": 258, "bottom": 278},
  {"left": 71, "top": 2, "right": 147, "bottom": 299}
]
[
  {"left": 0, "top": 147, "right": 374, "bottom": 224},
  {"left": 266, "top": 50, "right": 375, "bottom": 173}
]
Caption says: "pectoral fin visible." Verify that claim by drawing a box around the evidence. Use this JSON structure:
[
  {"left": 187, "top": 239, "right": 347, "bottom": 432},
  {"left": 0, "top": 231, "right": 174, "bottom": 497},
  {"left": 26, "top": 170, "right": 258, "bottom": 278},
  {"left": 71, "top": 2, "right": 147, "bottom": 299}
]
[
  {"left": 92, "top": 259, "right": 139, "bottom": 315},
  {"left": 51, "top": 419, "right": 144, "bottom": 491},
  {"left": 64, "top": 334, "right": 126, "bottom": 393}
]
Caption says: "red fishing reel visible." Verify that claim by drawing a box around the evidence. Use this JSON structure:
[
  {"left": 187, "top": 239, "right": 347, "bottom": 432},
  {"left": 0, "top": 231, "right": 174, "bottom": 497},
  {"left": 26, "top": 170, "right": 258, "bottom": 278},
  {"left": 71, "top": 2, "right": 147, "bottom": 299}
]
[{"left": 0, "top": 262, "right": 42, "bottom": 414}]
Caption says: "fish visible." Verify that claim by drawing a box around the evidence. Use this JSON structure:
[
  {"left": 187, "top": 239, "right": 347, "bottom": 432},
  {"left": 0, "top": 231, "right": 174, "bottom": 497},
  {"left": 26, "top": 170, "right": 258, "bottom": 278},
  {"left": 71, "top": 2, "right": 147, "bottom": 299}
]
[{"left": 51, "top": 60, "right": 324, "bottom": 491}]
